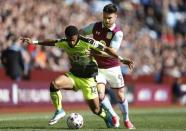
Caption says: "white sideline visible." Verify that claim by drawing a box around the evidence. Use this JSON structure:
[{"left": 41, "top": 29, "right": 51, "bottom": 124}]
[{"left": 0, "top": 115, "right": 49, "bottom": 121}]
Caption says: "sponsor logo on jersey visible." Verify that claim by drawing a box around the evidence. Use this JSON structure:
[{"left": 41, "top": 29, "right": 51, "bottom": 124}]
[{"left": 106, "top": 32, "right": 113, "bottom": 39}]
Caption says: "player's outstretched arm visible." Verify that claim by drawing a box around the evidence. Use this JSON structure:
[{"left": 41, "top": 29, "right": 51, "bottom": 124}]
[
  {"left": 105, "top": 47, "right": 134, "bottom": 69},
  {"left": 89, "top": 48, "right": 112, "bottom": 57},
  {"left": 89, "top": 39, "right": 134, "bottom": 69},
  {"left": 20, "top": 37, "right": 57, "bottom": 46}
]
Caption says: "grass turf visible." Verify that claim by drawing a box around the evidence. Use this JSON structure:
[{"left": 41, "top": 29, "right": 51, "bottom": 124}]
[{"left": 0, "top": 107, "right": 186, "bottom": 131}]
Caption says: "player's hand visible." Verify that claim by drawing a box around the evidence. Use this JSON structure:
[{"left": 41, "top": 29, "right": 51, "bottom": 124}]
[
  {"left": 20, "top": 37, "right": 32, "bottom": 44},
  {"left": 121, "top": 59, "right": 134, "bottom": 69}
]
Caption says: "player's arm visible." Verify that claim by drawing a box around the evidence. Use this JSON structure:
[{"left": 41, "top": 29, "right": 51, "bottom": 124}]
[
  {"left": 104, "top": 47, "right": 134, "bottom": 69},
  {"left": 91, "top": 39, "right": 134, "bottom": 69},
  {"left": 110, "top": 31, "right": 134, "bottom": 69},
  {"left": 21, "top": 38, "right": 61, "bottom": 46},
  {"left": 104, "top": 46, "right": 134, "bottom": 69}
]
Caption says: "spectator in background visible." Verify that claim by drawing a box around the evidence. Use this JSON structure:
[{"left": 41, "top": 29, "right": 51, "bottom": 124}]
[
  {"left": 1, "top": 38, "right": 25, "bottom": 81},
  {"left": 172, "top": 77, "right": 186, "bottom": 104},
  {"left": 0, "top": 0, "right": 186, "bottom": 79},
  {"left": 34, "top": 46, "right": 47, "bottom": 69}
]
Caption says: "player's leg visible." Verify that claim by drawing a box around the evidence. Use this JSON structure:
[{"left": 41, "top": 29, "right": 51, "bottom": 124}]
[
  {"left": 108, "top": 66, "right": 135, "bottom": 129},
  {"left": 79, "top": 77, "right": 113, "bottom": 128},
  {"left": 112, "top": 88, "right": 135, "bottom": 129},
  {"left": 49, "top": 73, "right": 74, "bottom": 125},
  {"left": 97, "top": 69, "right": 120, "bottom": 128},
  {"left": 86, "top": 97, "right": 113, "bottom": 128}
]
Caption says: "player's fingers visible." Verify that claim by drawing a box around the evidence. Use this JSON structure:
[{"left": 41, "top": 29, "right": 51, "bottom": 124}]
[
  {"left": 130, "top": 60, "right": 134, "bottom": 64},
  {"left": 129, "top": 63, "right": 134, "bottom": 69},
  {"left": 132, "top": 63, "right": 134, "bottom": 67},
  {"left": 129, "top": 65, "right": 132, "bottom": 69}
]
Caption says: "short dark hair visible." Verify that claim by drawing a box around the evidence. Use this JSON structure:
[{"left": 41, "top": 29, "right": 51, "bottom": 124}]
[
  {"left": 65, "top": 25, "right": 79, "bottom": 38},
  {"left": 103, "top": 4, "right": 117, "bottom": 13}
]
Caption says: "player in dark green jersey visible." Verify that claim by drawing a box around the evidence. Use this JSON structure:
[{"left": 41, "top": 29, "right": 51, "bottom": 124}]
[{"left": 21, "top": 25, "right": 133, "bottom": 128}]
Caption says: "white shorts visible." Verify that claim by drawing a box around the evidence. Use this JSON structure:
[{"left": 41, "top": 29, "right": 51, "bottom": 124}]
[{"left": 96, "top": 66, "right": 125, "bottom": 88}]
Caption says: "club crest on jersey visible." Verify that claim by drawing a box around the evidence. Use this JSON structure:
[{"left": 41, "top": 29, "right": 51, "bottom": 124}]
[
  {"left": 100, "top": 40, "right": 106, "bottom": 45},
  {"left": 106, "top": 32, "right": 113, "bottom": 39},
  {"left": 96, "top": 31, "right": 100, "bottom": 35}
]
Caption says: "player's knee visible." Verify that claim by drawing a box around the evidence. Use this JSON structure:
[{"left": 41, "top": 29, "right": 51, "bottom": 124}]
[
  {"left": 117, "top": 95, "right": 127, "bottom": 103},
  {"left": 116, "top": 96, "right": 125, "bottom": 102},
  {"left": 115, "top": 88, "right": 125, "bottom": 101},
  {"left": 97, "top": 84, "right": 106, "bottom": 101},
  {"left": 98, "top": 92, "right": 105, "bottom": 101},
  {"left": 49, "top": 81, "right": 59, "bottom": 92},
  {"left": 119, "top": 92, "right": 126, "bottom": 101}
]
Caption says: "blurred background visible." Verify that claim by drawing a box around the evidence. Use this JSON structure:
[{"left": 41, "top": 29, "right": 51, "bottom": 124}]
[{"left": 0, "top": 0, "right": 186, "bottom": 109}]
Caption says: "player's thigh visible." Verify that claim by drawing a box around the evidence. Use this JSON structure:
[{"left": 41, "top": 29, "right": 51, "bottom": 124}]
[
  {"left": 97, "top": 83, "right": 106, "bottom": 100},
  {"left": 53, "top": 74, "right": 74, "bottom": 89},
  {"left": 101, "top": 66, "right": 124, "bottom": 88},
  {"left": 78, "top": 77, "right": 98, "bottom": 100},
  {"left": 96, "top": 72, "right": 107, "bottom": 85},
  {"left": 96, "top": 71, "right": 106, "bottom": 98}
]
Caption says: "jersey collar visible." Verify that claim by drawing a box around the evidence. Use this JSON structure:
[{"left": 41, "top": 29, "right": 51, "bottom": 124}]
[
  {"left": 102, "top": 23, "right": 116, "bottom": 31},
  {"left": 68, "top": 36, "right": 80, "bottom": 48}
]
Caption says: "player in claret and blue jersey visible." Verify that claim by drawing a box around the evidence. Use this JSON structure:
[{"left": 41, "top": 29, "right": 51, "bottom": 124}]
[{"left": 80, "top": 3, "right": 135, "bottom": 129}]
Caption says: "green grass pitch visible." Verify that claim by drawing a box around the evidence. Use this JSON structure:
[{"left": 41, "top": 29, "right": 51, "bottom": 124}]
[{"left": 0, "top": 107, "right": 186, "bottom": 131}]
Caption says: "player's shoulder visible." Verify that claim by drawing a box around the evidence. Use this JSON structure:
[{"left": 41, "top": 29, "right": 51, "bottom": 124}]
[
  {"left": 95, "top": 21, "right": 102, "bottom": 25},
  {"left": 94, "top": 21, "right": 102, "bottom": 27},
  {"left": 54, "top": 38, "right": 68, "bottom": 47},
  {"left": 113, "top": 24, "right": 123, "bottom": 32}
]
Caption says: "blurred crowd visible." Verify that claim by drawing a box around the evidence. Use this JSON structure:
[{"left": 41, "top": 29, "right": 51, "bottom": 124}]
[{"left": 0, "top": 0, "right": 186, "bottom": 81}]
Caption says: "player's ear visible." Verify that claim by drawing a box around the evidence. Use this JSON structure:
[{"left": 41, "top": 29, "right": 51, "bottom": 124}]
[{"left": 115, "top": 13, "right": 117, "bottom": 18}]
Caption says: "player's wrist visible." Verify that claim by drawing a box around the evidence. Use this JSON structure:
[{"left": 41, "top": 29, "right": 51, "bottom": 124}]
[
  {"left": 118, "top": 56, "right": 130, "bottom": 64},
  {"left": 118, "top": 56, "right": 124, "bottom": 61},
  {"left": 32, "top": 40, "right": 39, "bottom": 44}
]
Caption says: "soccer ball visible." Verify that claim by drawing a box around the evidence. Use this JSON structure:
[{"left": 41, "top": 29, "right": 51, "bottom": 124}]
[{"left": 66, "top": 113, "right": 84, "bottom": 129}]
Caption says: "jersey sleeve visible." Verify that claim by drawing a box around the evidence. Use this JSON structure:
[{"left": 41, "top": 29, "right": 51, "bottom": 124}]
[
  {"left": 89, "top": 39, "right": 105, "bottom": 51},
  {"left": 54, "top": 38, "right": 67, "bottom": 48},
  {"left": 81, "top": 23, "right": 95, "bottom": 35},
  {"left": 110, "top": 31, "right": 123, "bottom": 51}
]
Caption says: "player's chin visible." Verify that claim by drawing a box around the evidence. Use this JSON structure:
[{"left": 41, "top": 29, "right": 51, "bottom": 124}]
[
  {"left": 105, "top": 24, "right": 112, "bottom": 28},
  {"left": 103, "top": 23, "right": 109, "bottom": 28}
]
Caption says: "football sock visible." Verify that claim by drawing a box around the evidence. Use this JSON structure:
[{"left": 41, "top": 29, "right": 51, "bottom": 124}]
[
  {"left": 50, "top": 90, "right": 62, "bottom": 111},
  {"left": 101, "top": 96, "right": 118, "bottom": 117},
  {"left": 118, "top": 99, "right": 129, "bottom": 121},
  {"left": 97, "top": 108, "right": 107, "bottom": 119}
]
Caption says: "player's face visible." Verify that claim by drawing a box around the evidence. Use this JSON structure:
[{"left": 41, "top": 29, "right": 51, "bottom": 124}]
[
  {"left": 67, "top": 35, "right": 79, "bottom": 47},
  {"left": 103, "top": 12, "right": 117, "bottom": 28}
]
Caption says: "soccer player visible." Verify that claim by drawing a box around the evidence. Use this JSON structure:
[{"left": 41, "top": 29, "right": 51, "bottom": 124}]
[
  {"left": 80, "top": 4, "right": 135, "bottom": 129},
  {"left": 21, "top": 25, "right": 132, "bottom": 128}
]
